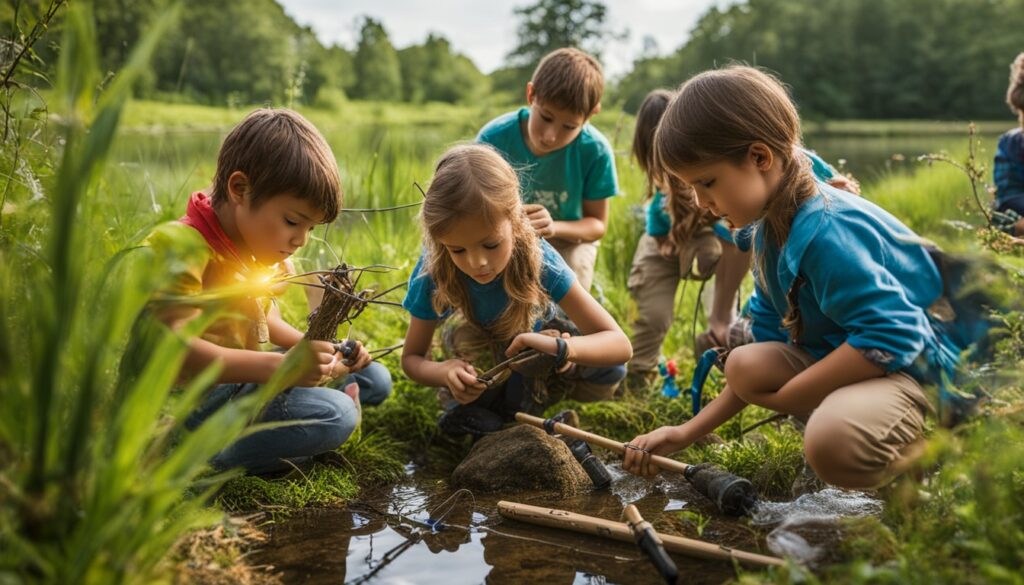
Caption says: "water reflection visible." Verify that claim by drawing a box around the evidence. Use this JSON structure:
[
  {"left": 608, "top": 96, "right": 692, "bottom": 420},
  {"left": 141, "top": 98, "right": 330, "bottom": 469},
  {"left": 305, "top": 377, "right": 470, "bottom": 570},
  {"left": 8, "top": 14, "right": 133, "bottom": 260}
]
[{"left": 255, "top": 466, "right": 771, "bottom": 584}]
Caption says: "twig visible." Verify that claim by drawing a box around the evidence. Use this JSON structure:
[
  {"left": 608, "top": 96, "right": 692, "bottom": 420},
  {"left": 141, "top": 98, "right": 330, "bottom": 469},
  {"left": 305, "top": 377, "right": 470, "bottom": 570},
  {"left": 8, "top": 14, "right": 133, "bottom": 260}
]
[
  {"left": 341, "top": 201, "right": 423, "bottom": 213},
  {"left": 917, "top": 123, "right": 993, "bottom": 229},
  {"left": 740, "top": 412, "right": 788, "bottom": 435},
  {"left": 476, "top": 349, "right": 542, "bottom": 385}
]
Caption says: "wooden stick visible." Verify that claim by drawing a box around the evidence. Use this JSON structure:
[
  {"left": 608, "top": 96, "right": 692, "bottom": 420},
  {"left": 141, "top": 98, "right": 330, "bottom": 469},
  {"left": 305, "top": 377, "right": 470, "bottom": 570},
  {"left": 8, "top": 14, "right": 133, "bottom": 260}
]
[
  {"left": 624, "top": 505, "right": 679, "bottom": 583},
  {"left": 476, "top": 349, "right": 542, "bottom": 384},
  {"left": 498, "top": 501, "right": 786, "bottom": 569},
  {"left": 515, "top": 412, "right": 691, "bottom": 474},
  {"left": 623, "top": 503, "right": 650, "bottom": 527}
]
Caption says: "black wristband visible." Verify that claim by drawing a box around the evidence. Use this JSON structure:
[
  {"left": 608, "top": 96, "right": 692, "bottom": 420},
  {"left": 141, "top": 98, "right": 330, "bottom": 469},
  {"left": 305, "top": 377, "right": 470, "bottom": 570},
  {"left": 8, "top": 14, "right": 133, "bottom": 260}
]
[{"left": 553, "top": 337, "right": 569, "bottom": 370}]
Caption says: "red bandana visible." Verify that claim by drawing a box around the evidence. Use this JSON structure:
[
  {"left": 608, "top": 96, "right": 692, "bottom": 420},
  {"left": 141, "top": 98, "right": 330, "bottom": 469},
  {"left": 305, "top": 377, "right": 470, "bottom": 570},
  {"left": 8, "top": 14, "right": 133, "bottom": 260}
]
[{"left": 179, "top": 192, "right": 247, "bottom": 266}]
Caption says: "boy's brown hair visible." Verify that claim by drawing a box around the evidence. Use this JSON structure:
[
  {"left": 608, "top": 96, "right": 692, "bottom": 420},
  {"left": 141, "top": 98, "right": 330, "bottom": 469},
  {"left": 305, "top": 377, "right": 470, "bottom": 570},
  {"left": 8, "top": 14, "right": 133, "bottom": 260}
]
[
  {"left": 530, "top": 48, "right": 604, "bottom": 116},
  {"left": 211, "top": 108, "right": 342, "bottom": 222},
  {"left": 1008, "top": 52, "right": 1024, "bottom": 126}
]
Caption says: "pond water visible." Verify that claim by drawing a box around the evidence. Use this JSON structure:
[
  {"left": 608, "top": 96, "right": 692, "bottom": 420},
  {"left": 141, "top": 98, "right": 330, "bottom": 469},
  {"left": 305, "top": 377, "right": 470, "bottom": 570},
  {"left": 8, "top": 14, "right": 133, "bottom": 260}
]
[
  {"left": 255, "top": 464, "right": 757, "bottom": 584},
  {"left": 252, "top": 462, "right": 884, "bottom": 584}
]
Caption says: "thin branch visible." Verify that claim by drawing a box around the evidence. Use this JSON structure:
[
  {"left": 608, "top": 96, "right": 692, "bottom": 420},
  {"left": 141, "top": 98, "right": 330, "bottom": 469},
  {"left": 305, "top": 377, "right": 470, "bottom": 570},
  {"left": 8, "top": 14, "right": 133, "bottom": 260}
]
[{"left": 341, "top": 201, "right": 423, "bottom": 213}]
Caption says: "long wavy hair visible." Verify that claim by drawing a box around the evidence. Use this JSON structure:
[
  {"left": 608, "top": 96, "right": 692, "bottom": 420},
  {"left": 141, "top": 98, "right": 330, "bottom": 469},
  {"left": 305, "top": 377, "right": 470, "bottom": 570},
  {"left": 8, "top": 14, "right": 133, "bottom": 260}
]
[
  {"left": 653, "top": 65, "right": 818, "bottom": 339},
  {"left": 421, "top": 144, "right": 546, "bottom": 342},
  {"left": 633, "top": 89, "right": 717, "bottom": 250}
]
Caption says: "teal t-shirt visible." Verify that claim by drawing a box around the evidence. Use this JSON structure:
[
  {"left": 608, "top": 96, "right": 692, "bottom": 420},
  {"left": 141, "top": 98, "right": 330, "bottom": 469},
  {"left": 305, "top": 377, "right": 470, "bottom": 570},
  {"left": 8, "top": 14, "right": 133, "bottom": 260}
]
[
  {"left": 477, "top": 107, "right": 618, "bottom": 221},
  {"left": 402, "top": 238, "right": 576, "bottom": 328},
  {"left": 646, "top": 190, "right": 672, "bottom": 237}
]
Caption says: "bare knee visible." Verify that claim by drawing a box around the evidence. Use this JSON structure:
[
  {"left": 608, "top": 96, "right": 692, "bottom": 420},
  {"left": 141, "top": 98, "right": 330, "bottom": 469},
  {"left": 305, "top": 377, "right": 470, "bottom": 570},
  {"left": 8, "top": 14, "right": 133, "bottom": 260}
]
[{"left": 724, "top": 345, "right": 767, "bottom": 404}]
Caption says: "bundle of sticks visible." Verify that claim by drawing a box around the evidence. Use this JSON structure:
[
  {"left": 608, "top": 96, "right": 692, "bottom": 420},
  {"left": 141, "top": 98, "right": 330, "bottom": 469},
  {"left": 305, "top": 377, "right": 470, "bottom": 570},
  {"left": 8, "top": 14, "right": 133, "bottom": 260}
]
[
  {"left": 302, "top": 263, "right": 405, "bottom": 361},
  {"left": 304, "top": 263, "right": 374, "bottom": 343}
]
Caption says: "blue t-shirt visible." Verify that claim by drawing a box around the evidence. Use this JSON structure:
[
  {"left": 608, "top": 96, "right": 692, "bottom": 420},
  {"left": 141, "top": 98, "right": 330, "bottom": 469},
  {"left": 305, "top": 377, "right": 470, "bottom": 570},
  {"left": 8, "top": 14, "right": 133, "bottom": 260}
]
[
  {"left": 994, "top": 127, "right": 1024, "bottom": 212},
  {"left": 477, "top": 107, "right": 618, "bottom": 221},
  {"left": 403, "top": 238, "right": 576, "bottom": 328}
]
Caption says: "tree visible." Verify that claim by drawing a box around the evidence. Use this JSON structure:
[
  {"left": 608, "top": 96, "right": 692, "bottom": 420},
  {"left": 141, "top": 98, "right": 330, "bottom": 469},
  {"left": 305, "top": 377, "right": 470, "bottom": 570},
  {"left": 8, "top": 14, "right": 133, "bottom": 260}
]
[
  {"left": 506, "top": 0, "right": 621, "bottom": 69},
  {"left": 351, "top": 17, "right": 402, "bottom": 101},
  {"left": 149, "top": 0, "right": 307, "bottom": 104},
  {"left": 398, "top": 33, "right": 489, "bottom": 104}
]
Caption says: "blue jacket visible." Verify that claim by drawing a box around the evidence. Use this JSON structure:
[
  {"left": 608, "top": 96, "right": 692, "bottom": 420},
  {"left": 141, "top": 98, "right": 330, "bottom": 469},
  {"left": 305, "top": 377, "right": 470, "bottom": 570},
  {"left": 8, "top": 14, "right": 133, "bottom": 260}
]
[
  {"left": 747, "top": 183, "right": 960, "bottom": 385},
  {"left": 994, "top": 127, "right": 1024, "bottom": 212}
]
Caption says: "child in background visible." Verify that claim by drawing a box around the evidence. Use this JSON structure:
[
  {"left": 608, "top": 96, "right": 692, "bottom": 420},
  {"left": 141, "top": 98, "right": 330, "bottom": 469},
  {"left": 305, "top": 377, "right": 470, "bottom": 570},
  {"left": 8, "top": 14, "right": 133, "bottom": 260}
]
[
  {"left": 477, "top": 48, "right": 617, "bottom": 292},
  {"left": 992, "top": 52, "right": 1024, "bottom": 238},
  {"left": 401, "top": 144, "right": 631, "bottom": 438}
]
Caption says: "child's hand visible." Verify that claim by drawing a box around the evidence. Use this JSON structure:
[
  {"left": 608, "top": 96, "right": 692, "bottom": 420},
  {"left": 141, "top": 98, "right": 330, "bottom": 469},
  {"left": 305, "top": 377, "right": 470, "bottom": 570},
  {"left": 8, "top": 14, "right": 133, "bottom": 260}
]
[
  {"left": 337, "top": 340, "right": 373, "bottom": 373},
  {"left": 505, "top": 331, "right": 568, "bottom": 360},
  {"left": 523, "top": 203, "right": 556, "bottom": 238},
  {"left": 508, "top": 330, "right": 573, "bottom": 374},
  {"left": 444, "top": 360, "right": 487, "bottom": 404},
  {"left": 289, "top": 340, "right": 337, "bottom": 387},
  {"left": 622, "top": 425, "right": 693, "bottom": 479},
  {"left": 827, "top": 174, "right": 861, "bottom": 195}
]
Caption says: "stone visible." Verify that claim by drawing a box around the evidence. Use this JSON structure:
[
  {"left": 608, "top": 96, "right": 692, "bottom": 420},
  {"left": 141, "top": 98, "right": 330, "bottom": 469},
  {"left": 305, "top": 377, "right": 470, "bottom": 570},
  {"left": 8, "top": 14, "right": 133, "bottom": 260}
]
[{"left": 451, "top": 424, "right": 590, "bottom": 494}]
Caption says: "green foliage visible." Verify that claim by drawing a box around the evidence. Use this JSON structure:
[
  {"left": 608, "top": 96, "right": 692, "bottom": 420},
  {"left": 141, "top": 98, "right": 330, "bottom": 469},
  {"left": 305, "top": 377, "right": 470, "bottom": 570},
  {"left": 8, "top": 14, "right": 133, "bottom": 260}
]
[
  {"left": 0, "top": 6, "right": 327, "bottom": 582},
  {"left": 397, "top": 34, "right": 490, "bottom": 104},
  {"left": 351, "top": 17, "right": 403, "bottom": 101},
  {"left": 544, "top": 395, "right": 692, "bottom": 442},
  {"left": 614, "top": 0, "right": 1024, "bottom": 119},
  {"left": 696, "top": 426, "right": 805, "bottom": 497}
]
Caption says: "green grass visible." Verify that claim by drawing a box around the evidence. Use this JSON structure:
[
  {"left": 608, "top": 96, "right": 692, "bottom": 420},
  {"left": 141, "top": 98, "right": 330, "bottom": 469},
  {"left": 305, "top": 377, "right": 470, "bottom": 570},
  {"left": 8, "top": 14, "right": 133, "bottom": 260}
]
[{"left": 804, "top": 119, "right": 1012, "bottom": 137}]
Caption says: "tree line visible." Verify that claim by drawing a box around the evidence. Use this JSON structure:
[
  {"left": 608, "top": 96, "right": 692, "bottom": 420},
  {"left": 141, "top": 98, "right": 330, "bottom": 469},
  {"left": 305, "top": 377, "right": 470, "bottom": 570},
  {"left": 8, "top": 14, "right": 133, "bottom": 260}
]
[{"left": 4, "top": 0, "right": 1022, "bottom": 119}]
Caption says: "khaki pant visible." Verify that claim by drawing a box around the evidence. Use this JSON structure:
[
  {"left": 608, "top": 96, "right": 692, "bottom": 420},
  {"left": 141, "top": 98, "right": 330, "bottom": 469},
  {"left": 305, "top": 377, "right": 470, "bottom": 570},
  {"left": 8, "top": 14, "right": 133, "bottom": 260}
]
[
  {"left": 548, "top": 238, "right": 598, "bottom": 292},
  {"left": 440, "top": 316, "right": 623, "bottom": 413},
  {"left": 747, "top": 342, "right": 932, "bottom": 489},
  {"left": 627, "top": 231, "right": 722, "bottom": 372}
]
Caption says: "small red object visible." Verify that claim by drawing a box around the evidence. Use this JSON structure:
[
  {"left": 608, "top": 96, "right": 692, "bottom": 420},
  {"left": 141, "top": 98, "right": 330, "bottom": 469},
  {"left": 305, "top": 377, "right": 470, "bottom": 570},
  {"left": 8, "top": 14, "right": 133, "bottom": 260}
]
[{"left": 666, "top": 360, "right": 677, "bottom": 376}]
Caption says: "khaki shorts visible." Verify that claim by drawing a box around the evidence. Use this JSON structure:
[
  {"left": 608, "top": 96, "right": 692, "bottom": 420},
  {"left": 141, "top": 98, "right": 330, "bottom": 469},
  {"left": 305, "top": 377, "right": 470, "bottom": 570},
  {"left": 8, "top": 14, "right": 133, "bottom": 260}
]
[{"left": 759, "top": 342, "right": 932, "bottom": 489}]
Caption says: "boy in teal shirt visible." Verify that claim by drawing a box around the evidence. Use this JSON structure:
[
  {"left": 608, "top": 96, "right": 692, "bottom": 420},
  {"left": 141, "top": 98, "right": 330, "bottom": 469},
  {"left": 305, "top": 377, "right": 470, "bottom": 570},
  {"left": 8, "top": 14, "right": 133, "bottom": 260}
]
[{"left": 477, "top": 48, "right": 618, "bottom": 292}]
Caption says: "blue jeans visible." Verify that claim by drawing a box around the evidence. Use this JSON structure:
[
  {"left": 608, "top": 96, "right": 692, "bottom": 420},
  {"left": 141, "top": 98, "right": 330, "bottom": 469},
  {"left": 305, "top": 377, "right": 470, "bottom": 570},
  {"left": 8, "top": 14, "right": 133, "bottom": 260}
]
[{"left": 186, "top": 361, "right": 392, "bottom": 474}]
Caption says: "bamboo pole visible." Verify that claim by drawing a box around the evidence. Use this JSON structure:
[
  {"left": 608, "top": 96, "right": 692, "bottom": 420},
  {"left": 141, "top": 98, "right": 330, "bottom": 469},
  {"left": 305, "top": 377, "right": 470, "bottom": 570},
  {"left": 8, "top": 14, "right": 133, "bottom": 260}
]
[
  {"left": 515, "top": 412, "right": 691, "bottom": 474},
  {"left": 498, "top": 501, "right": 786, "bottom": 569},
  {"left": 624, "top": 504, "right": 678, "bottom": 583}
]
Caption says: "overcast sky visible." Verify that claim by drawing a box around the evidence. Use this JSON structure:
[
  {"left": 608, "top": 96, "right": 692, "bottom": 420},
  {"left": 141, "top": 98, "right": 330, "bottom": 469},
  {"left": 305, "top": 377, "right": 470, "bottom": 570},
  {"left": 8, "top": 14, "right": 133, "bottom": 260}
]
[{"left": 279, "top": 0, "right": 731, "bottom": 79}]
